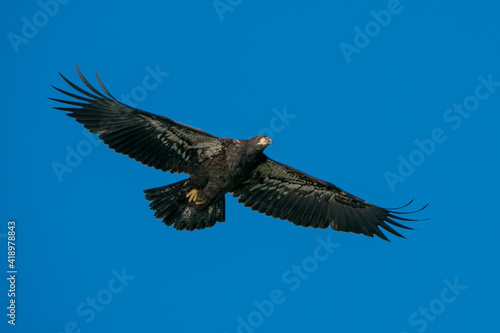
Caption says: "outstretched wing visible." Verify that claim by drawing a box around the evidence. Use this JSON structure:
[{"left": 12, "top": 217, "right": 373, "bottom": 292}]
[
  {"left": 51, "top": 64, "right": 224, "bottom": 175},
  {"left": 232, "top": 156, "right": 426, "bottom": 241}
]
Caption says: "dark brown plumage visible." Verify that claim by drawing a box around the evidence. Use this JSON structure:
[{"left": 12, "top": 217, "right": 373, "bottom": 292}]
[{"left": 51, "top": 64, "right": 426, "bottom": 241}]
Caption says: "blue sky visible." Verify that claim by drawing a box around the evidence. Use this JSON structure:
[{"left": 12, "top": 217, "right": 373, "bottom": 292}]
[{"left": 2, "top": 1, "right": 500, "bottom": 332}]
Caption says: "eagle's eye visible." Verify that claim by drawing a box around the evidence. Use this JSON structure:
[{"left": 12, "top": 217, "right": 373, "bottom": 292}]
[{"left": 257, "top": 136, "right": 273, "bottom": 146}]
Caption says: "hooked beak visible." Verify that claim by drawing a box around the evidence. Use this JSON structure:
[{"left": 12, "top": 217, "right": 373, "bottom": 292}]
[{"left": 258, "top": 137, "right": 273, "bottom": 146}]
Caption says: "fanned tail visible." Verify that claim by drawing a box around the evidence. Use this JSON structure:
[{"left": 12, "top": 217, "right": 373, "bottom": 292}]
[{"left": 144, "top": 180, "right": 225, "bottom": 231}]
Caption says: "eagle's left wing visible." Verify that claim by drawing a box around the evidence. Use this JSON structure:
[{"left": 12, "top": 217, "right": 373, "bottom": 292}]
[
  {"left": 51, "top": 64, "right": 224, "bottom": 175},
  {"left": 232, "top": 156, "right": 425, "bottom": 241}
]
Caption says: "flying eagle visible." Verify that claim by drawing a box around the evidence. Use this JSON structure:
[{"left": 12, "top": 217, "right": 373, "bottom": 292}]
[{"left": 51, "top": 65, "right": 426, "bottom": 241}]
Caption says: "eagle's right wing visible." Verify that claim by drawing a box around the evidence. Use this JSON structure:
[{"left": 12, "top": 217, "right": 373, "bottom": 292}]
[
  {"left": 232, "top": 156, "right": 426, "bottom": 241},
  {"left": 51, "top": 64, "right": 224, "bottom": 175}
]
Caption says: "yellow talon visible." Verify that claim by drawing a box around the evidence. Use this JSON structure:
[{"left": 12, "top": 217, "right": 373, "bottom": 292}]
[
  {"left": 186, "top": 189, "right": 197, "bottom": 202},
  {"left": 186, "top": 189, "right": 206, "bottom": 204}
]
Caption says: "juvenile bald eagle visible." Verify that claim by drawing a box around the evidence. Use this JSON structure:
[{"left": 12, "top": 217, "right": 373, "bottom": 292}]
[{"left": 51, "top": 65, "right": 426, "bottom": 241}]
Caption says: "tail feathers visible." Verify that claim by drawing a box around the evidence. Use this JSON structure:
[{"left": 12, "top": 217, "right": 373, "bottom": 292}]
[{"left": 144, "top": 180, "right": 225, "bottom": 231}]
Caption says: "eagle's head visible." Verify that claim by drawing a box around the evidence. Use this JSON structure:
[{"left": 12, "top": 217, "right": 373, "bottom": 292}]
[
  {"left": 246, "top": 135, "right": 273, "bottom": 157},
  {"left": 252, "top": 135, "right": 273, "bottom": 148}
]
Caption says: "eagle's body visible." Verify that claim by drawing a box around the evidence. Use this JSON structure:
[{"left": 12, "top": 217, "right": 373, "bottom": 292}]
[
  {"left": 191, "top": 138, "right": 265, "bottom": 202},
  {"left": 51, "top": 65, "right": 425, "bottom": 241}
]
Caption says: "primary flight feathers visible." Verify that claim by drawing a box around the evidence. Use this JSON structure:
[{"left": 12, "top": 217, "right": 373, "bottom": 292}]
[{"left": 51, "top": 64, "right": 426, "bottom": 241}]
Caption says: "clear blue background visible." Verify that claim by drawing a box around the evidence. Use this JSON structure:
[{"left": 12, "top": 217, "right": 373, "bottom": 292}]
[{"left": 2, "top": 1, "right": 499, "bottom": 332}]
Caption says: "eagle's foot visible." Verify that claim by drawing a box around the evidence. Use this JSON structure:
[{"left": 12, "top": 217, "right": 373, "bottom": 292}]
[{"left": 186, "top": 189, "right": 206, "bottom": 204}]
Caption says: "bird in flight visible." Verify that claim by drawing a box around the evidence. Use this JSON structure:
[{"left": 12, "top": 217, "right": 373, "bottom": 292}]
[{"left": 51, "top": 65, "right": 426, "bottom": 241}]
